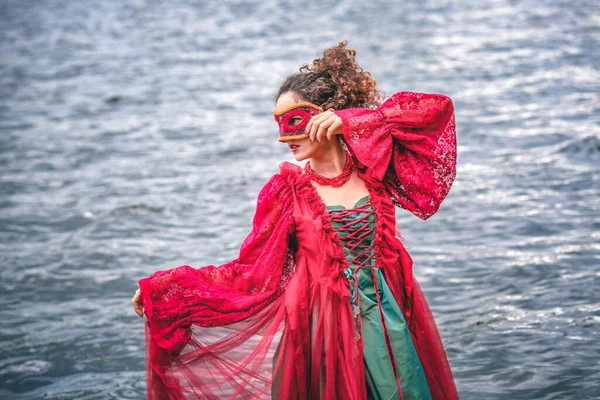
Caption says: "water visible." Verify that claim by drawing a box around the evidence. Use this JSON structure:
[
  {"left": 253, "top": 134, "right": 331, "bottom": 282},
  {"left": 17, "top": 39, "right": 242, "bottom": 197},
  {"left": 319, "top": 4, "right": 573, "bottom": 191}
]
[{"left": 1, "top": 0, "right": 598, "bottom": 398}]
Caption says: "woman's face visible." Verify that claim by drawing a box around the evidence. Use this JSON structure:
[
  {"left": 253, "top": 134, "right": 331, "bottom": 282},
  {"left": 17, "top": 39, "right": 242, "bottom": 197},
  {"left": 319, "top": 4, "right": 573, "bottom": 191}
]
[{"left": 274, "top": 91, "right": 329, "bottom": 162}]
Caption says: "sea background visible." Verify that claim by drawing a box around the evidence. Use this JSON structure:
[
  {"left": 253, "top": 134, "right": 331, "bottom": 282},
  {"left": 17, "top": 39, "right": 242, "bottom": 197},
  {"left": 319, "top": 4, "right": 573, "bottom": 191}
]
[{"left": 1, "top": 0, "right": 599, "bottom": 399}]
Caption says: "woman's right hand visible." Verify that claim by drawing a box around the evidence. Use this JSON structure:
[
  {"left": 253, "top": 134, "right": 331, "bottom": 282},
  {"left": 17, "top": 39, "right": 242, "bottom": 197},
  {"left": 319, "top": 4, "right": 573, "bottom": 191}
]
[
  {"left": 132, "top": 288, "right": 145, "bottom": 318},
  {"left": 305, "top": 110, "right": 343, "bottom": 142}
]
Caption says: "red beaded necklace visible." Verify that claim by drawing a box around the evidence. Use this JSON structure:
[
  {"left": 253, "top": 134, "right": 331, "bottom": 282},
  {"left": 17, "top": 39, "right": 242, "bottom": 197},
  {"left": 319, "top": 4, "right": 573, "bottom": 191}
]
[{"left": 304, "top": 151, "right": 355, "bottom": 187}]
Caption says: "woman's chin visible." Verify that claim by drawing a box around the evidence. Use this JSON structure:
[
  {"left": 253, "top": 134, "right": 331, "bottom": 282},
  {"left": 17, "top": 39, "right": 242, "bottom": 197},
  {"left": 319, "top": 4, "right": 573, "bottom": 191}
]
[{"left": 292, "top": 152, "right": 308, "bottom": 162}]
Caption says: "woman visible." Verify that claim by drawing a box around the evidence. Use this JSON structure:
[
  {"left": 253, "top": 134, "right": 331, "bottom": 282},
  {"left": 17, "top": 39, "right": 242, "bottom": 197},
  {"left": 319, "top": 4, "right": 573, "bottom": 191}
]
[{"left": 132, "top": 40, "right": 459, "bottom": 400}]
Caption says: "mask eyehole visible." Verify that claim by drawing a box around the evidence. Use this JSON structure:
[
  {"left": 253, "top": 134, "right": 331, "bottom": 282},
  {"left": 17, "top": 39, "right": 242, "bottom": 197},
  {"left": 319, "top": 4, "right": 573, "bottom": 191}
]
[{"left": 289, "top": 116, "right": 304, "bottom": 126}]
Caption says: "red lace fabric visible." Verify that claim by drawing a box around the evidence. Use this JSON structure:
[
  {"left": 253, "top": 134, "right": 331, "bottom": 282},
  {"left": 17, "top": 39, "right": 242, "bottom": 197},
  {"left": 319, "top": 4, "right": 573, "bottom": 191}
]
[
  {"left": 139, "top": 91, "right": 459, "bottom": 399},
  {"left": 335, "top": 91, "right": 457, "bottom": 220},
  {"left": 139, "top": 173, "right": 297, "bottom": 399}
]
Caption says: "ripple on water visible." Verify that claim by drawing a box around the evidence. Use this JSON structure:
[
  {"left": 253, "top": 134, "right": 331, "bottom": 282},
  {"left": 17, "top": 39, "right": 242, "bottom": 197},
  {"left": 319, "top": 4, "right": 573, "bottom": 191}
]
[{"left": 0, "top": 0, "right": 598, "bottom": 399}]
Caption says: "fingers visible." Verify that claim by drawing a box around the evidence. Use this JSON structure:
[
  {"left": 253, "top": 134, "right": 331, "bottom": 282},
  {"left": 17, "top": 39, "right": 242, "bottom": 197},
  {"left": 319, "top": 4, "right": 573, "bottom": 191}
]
[
  {"left": 305, "top": 116, "right": 315, "bottom": 139},
  {"left": 132, "top": 288, "right": 145, "bottom": 318},
  {"left": 326, "top": 119, "right": 343, "bottom": 140},
  {"left": 307, "top": 112, "right": 333, "bottom": 142},
  {"left": 307, "top": 111, "right": 340, "bottom": 142},
  {"left": 307, "top": 113, "right": 329, "bottom": 142},
  {"left": 315, "top": 117, "right": 335, "bottom": 142}
]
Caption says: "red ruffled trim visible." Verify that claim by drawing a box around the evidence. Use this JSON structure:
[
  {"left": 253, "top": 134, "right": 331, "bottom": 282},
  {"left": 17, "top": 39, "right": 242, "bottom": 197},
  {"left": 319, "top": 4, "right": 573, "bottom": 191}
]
[
  {"left": 282, "top": 161, "right": 359, "bottom": 295},
  {"left": 278, "top": 161, "right": 367, "bottom": 399}
]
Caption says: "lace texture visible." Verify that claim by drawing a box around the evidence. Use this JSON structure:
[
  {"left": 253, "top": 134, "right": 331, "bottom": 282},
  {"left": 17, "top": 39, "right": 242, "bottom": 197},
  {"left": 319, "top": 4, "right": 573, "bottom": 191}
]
[
  {"left": 139, "top": 172, "right": 296, "bottom": 399},
  {"left": 335, "top": 91, "right": 457, "bottom": 220}
]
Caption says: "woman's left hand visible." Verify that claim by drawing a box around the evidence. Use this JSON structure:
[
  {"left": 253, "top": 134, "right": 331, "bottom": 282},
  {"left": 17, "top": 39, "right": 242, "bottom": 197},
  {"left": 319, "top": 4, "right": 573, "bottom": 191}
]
[
  {"left": 305, "top": 110, "right": 343, "bottom": 142},
  {"left": 132, "top": 288, "right": 145, "bottom": 318}
]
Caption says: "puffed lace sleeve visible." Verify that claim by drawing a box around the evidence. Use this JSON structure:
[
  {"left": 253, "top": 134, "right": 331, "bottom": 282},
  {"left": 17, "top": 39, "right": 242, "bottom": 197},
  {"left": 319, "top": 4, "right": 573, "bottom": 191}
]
[
  {"left": 138, "top": 172, "right": 296, "bottom": 355},
  {"left": 335, "top": 91, "right": 457, "bottom": 220}
]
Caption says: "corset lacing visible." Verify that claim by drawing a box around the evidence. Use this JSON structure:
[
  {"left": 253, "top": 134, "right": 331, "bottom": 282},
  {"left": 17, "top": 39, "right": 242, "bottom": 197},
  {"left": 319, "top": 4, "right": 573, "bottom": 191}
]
[
  {"left": 328, "top": 202, "right": 375, "bottom": 270},
  {"left": 328, "top": 201, "right": 407, "bottom": 400},
  {"left": 328, "top": 202, "right": 375, "bottom": 334}
]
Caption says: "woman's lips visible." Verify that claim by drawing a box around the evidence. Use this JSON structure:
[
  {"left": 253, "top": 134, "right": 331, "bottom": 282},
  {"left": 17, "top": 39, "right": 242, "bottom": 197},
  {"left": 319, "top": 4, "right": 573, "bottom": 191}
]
[{"left": 288, "top": 143, "right": 300, "bottom": 152}]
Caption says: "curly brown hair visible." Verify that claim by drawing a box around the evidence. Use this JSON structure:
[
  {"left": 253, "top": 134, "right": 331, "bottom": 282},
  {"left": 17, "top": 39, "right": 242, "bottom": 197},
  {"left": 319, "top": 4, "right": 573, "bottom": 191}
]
[{"left": 276, "top": 40, "right": 383, "bottom": 110}]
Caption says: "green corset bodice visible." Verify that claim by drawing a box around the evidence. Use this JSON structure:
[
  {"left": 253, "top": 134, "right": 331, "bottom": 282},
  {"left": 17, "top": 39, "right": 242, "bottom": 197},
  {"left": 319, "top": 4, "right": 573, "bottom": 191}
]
[{"left": 326, "top": 194, "right": 376, "bottom": 272}]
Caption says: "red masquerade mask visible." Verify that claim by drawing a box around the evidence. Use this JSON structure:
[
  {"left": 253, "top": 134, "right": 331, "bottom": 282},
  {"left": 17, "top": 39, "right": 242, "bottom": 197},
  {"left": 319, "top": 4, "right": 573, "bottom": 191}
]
[{"left": 272, "top": 102, "right": 323, "bottom": 142}]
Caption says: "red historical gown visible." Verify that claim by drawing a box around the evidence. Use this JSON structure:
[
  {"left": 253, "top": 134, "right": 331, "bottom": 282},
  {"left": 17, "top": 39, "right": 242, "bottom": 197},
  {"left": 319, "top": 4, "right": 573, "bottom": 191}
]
[{"left": 138, "top": 91, "right": 459, "bottom": 399}]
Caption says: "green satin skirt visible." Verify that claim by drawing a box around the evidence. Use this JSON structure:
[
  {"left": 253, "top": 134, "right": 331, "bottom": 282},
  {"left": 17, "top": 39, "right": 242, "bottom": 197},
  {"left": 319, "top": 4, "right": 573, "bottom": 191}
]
[{"left": 356, "top": 265, "right": 432, "bottom": 400}]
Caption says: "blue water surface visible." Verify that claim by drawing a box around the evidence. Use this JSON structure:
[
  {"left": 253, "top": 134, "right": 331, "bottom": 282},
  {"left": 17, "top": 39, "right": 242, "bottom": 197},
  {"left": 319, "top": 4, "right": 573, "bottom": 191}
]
[{"left": 0, "top": 0, "right": 598, "bottom": 398}]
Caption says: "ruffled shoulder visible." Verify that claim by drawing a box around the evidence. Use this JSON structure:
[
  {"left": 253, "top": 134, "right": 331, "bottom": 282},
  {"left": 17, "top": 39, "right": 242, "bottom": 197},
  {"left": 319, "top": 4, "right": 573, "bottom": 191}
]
[
  {"left": 287, "top": 165, "right": 352, "bottom": 284},
  {"left": 275, "top": 160, "right": 305, "bottom": 193},
  {"left": 278, "top": 160, "right": 302, "bottom": 177},
  {"left": 249, "top": 162, "right": 300, "bottom": 207},
  {"left": 277, "top": 161, "right": 325, "bottom": 218}
]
